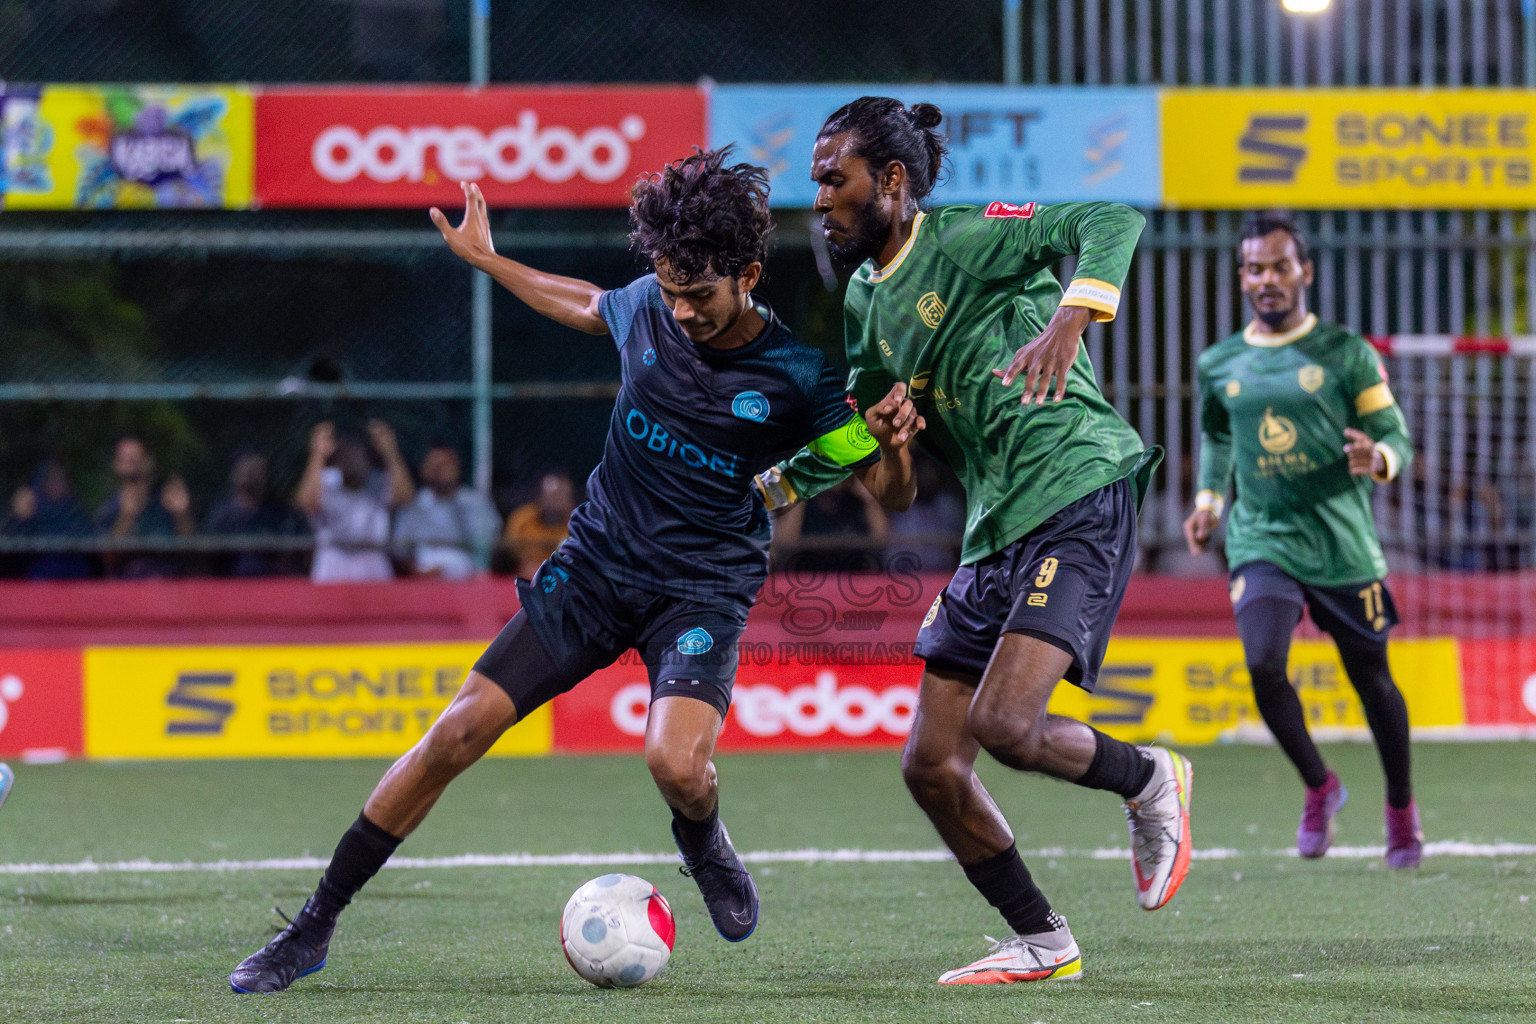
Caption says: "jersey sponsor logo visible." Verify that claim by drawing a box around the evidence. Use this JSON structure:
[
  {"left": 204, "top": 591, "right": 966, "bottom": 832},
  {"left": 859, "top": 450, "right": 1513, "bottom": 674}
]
[
  {"left": 676, "top": 627, "right": 714, "bottom": 656},
  {"left": 916, "top": 291, "right": 947, "bottom": 329},
  {"left": 1258, "top": 407, "right": 1299, "bottom": 454},
  {"left": 623, "top": 402, "right": 742, "bottom": 478},
  {"left": 1226, "top": 379, "right": 1241, "bottom": 398},
  {"left": 731, "top": 390, "right": 770, "bottom": 423},
  {"left": 1299, "top": 364, "right": 1325, "bottom": 393},
  {"left": 982, "top": 200, "right": 1036, "bottom": 219}
]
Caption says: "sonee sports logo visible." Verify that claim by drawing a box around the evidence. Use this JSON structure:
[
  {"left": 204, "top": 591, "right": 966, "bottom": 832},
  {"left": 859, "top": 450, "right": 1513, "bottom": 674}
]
[
  {"left": 1238, "top": 115, "right": 1308, "bottom": 183},
  {"left": 164, "top": 672, "right": 236, "bottom": 736}
]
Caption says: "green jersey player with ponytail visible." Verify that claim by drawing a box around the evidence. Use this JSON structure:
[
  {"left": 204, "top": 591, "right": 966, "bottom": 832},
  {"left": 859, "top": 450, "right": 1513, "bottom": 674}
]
[{"left": 756, "top": 97, "right": 1193, "bottom": 985}]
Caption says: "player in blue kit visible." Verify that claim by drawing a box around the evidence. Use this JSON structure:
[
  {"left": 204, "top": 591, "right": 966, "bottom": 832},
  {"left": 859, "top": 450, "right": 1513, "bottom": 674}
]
[{"left": 229, "top": 150, "right": 923, "bottom": 994}]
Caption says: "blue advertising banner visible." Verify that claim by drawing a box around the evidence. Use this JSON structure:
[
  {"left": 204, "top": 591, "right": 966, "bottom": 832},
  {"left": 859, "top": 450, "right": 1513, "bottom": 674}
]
[{"left": 710, "top": 85, "right": 1161, "bottom": 208}]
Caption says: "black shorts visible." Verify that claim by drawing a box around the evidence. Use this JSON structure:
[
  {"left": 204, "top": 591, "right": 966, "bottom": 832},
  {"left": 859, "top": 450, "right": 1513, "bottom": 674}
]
[
  {"left": 473, "top": 546, "right": 749, "bottom": 721},
  {"left": 1229, "top": 560, "right": 1398, "bottom": 647},
  {"left": 913, "top": 477, "right": 1139, "bottom": 693}
]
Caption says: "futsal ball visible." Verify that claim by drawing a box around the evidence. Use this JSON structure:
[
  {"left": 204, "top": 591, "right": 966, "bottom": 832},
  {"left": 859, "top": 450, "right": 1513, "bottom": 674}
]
[{"left": 560, "top": 873, "right": 676, "bottom": 988}]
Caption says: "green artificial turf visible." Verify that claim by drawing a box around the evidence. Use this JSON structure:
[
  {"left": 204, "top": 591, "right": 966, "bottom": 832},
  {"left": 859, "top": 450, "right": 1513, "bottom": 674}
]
[{"left": 0, "top": 743, "right": 1533, "bottom": 1023}]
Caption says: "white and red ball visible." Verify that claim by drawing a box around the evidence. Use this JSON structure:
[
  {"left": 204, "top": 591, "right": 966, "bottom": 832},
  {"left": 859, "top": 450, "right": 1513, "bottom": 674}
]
[{"left": 560, "top": 873, "right": 676, "bottom": 988}]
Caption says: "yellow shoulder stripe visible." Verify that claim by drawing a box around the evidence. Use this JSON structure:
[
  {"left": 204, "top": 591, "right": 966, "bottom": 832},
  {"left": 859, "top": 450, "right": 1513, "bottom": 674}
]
[{"left": 1355, "top": 382, "right": 1395, "bottom": 416}]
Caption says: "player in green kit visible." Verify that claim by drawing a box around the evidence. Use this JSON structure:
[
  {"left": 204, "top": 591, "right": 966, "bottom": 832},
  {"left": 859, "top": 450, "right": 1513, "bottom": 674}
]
[
  {"left": 1183, "top": 212, "right": 1421, "bottom": 868},
  {"left": 755, "top": 97, "right": 1192, "bottom": 984}
]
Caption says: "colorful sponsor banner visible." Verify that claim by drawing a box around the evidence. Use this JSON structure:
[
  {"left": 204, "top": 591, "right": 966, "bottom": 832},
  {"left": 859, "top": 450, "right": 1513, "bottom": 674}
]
[
  {"left": 0, "top": 649, "right": 83, "bottom": 759},
  {"left": 1458, "top": 639, "right": 1536, "bottom": 726},
  {"left": 1162, "top": 89, "right": 1536, "bottom": 209},
  {"left": 255, "top": 86, "right": 705, "bottom": 209},
  {"left": 83, "top": 644, "right": 550, "bottom": 758},
  {"left": 710, "top": 85, "right": 1161, "bottom": 208},
  {"left": 1, "top": 84, "right": 253, "bottom": 210},
  {"left": 550, "top": 637, "right": 1464, "bottom": 752}
]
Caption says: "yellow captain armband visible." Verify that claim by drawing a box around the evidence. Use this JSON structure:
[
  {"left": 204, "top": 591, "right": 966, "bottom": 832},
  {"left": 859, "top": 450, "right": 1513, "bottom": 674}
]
[
  {"left": 807, "top": 415, "right": 879, "bottom": 467},
  {"left": 1061, "top": 278, "right": 1121, "bottom": 322},
  {"left": 1355, "top": 382, "right": 1396, "bottom": 416},
  {"left": 1372, "top": 443, "right": 1401, "bottom": 483},
  {"left": 754, "top": 466, "right": 798, "bottom": 511},
  {"left": 1194, "top": 489, "right": 1225, "bottom": 519}
]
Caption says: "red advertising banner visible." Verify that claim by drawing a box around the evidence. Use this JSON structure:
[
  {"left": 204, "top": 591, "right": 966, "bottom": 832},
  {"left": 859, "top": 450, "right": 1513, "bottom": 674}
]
[
  {"left": 1459, "top": 639, "right": 1536, "bottom": 726},
  {"left": 553, "top": 659, "right": 921, "bottom": 753},
  {"left": 0, "top": 649, "right": 83, "bottom": 758},
  {"left": 254, "top": 86, "right": 705, "bottom": 208}
]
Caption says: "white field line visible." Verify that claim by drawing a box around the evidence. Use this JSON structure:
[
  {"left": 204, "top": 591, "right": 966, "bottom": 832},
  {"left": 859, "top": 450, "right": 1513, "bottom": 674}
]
[{"left": 0, "top": 841, "right": 1532, "bottom": 876}]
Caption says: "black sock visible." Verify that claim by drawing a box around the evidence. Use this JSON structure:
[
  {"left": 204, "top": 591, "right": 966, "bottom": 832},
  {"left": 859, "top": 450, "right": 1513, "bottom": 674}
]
[
  {"left": 1337, "top": 640, "right": 1414, "bottom": 809},
  {"left": 670, "top": 805, "right": 719, "bottom": 858},
  {"left": 300, "top": 813, "right": 403, "bottom": 931},
  {"left": 961, "top": 845, "right": 1056, "bottom": 936},
  {"left": 1076, "top": 730, "right": 1155, "bottom": 798}
]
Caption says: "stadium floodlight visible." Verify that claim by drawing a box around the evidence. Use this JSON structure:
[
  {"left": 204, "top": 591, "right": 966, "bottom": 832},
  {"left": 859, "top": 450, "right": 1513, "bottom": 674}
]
[{"left": 1281, "top": 0, "right": 1331, "bottom": 12}]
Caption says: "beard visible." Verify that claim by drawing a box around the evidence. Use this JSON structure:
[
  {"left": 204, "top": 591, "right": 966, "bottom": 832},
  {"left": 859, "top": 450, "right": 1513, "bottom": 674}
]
[
  {"left": 1256, "top": 304, "right": 1293, "bottom": 328},
  {"left": 824, "top": 192, "right": 891, "bottom": 268}
]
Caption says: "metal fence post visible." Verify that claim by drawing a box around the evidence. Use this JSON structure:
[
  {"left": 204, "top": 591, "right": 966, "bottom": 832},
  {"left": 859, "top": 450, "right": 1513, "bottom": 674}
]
[
  {"left": 471, "top": 0, "right": 494, "bottom": 497},
  {"left": 1003, "top": 0, "right": 1022, "bottom": 84}
]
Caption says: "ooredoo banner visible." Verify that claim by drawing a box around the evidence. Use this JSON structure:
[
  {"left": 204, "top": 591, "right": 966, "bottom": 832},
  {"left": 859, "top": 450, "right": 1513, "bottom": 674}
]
[
  {"left": 0, "top": 648, "right": 83, "bottom": 759},
  {"left": 83, "top": 644, "right": 551, "bottom": 758},
  {"left": 254, "top": 86, "right": 705, "bottom": 208}
]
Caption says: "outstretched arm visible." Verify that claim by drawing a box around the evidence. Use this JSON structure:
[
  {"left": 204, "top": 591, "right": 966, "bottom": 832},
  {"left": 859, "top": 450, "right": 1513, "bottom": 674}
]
[{"left": 431, "top": 181, "right": 608, "bottom": 336}]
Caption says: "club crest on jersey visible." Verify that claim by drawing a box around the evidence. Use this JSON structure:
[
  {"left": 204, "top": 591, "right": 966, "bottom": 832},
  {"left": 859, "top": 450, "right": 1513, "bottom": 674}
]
[
  {"left": 1259, "top": 407, "right": 1298, "bottom": 454},
  {"left": 921, "top": 593, "right": 943, "bottom": 628},
  {"left": 642, "top": 347, "right": 657, "bottom": 366},
  {"left": 1298, "top": 364, "right": 1325, "bottom": 393},
  {"left": 676, "top": 627, "right": 714, "bottom": 655},
  {"left": 916, "top": 291, "right": 946, "bottom": 329},
  {"left": 731, "top": 390, "right": 770, "bottom": 423},
  {"left": 908, "top": 371, "right": 931, "bottom": 398},
  {"left": 983, "top": 201, "right": 1036, "bottom": 219}
]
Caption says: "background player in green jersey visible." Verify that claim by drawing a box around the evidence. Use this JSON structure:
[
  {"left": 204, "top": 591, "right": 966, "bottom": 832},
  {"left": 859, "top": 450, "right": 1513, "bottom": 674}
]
[
  {"left": 1183, "top": 211, "right": 1422, "bottom": 869},
  {"left": 756, "top": 97, "right": 1193, "bottom": 985}
]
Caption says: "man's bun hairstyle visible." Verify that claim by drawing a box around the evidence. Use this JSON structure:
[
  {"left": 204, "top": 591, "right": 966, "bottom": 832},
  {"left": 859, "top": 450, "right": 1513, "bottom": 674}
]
[
  {"left": 818, "top": 96, "right": 950, "bottom": 201},
  {"left": 628, "top": 146, "right": 772, "bottom": 284}
]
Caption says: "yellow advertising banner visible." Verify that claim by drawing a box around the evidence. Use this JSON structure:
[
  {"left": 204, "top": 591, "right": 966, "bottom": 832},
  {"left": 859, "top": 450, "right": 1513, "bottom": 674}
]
[
  {"left": 2, "top": 84, "right": 254, "bottom": 209},
  {"left": 84, "top": 644, "right": 551, "bottom": 758},
  {"left": 1162, "top": 89, "right": 1536, "bottom": 209},
  {"left": 1047, "top": 637, "right": 1464, "bottom": 745}
]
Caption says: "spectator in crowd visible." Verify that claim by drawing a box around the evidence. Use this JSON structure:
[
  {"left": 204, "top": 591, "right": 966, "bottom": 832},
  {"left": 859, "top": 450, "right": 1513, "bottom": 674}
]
[
  {"left": 392, "top": 443, "right": 501, "bottom": 580},
  {"left": 94, "top": 435, "right": 194, "bottom": 578},
  {"left": 297, "top": 419, "right": 414, "bottom": 583},
  {"left": 202, "top": 452, "right": 303, "bottom": 577},
  {"left": 771, "top": 475, "right": 889, "bottom": 572},
  {"left": 885, "top": 456, "right": 963, "bottom": 573},
  {"left": 502, "top": 470, "right": 576, "bottom": 579},
  {"left": 2, "top": 459, "right": 94, "bottom": 580}
]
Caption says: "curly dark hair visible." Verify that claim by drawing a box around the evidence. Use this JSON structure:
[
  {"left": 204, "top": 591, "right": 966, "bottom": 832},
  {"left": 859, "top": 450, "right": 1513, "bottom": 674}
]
[
  {"left": 819, "top": 96, "right": 950, "bottom": 202},
  {"left": 628, "top": 146, "right": 773, "bottom": 284}
]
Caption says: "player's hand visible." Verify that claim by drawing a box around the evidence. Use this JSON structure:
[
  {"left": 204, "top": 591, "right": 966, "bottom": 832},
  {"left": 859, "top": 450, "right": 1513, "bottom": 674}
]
[
  {"left": 430, "top": 181, "right": 496, "bottom": 266},
  {"left": 863, "top": 382, "right": 926, "bottom": 449},
  {"left": 1343, "top": 427, "right": 1383, "bottom": 477},
  {"left": 160, "top": 476, "right": 191, "bottom": 518},
  {"left": 367, "top": 419, "right": 400, "bottom": 458},
  {"left": 309, "top": 421, "right": 337, "bottom": 462},
  {"left": 10, "top": 485, "right": 37, "bottom": 521},
  {"left": 1183, "top": 507, "right": 1218, "bottom": 556},
  {"left": 993, "top": 304, "right": 1091, "bottom": 405}
]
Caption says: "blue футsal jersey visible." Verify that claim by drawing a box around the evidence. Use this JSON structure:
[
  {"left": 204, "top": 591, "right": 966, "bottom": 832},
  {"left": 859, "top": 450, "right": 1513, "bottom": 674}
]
[{"left": 562, "top": 274, "right": 879, "bottom": 603}]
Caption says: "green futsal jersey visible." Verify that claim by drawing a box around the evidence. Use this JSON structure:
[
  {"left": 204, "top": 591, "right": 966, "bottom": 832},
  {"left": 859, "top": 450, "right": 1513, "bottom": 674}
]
[
  {"left": 1196, "top": 314, "right": 1413, "bottom": 587},
  {"left": 759, "top": 201, "right": 1155, "bottom": 565}
]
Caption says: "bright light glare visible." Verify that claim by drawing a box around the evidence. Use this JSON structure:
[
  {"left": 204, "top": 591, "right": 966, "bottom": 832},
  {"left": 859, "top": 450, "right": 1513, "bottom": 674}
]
[{"left": 1282, "top": 0, "right": 1331, "bottom": 12}]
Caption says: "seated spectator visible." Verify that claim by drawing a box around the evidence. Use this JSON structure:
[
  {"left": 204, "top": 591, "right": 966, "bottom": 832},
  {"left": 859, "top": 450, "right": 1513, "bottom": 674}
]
[
  {"left": 297, "top": 419, "right": 414, "bottom": 583},
  {"left": 202, "top": 452, "right": 303, "bottom": 577},
  {"left": 94, "top": 436, "right": 194, "bottom": 578},
  {"left": 3, "top": 460, "right": 94, "bottom": 580},
  {"left": 502, "top": 471, "right": 576, "bottom": 579},
  {"left": 392, "top": 444, "right": 501, "bottom": 580},
  {"left": 772, "top": 475, "right": 889, "bottom": 572}
]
